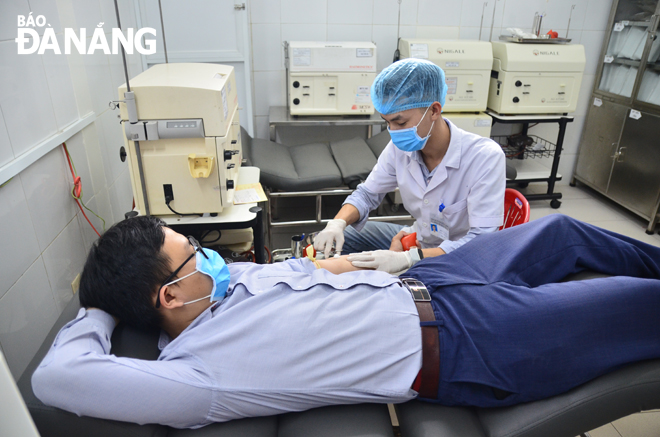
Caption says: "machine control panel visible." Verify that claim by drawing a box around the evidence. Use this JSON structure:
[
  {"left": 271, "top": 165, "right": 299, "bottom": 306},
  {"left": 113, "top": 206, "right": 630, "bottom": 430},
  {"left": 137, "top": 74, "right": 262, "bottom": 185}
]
[
  {"left": 286, "top": 41, "right": 377, "bottom": 115},
  {"left": 489, "top": 73, "right": 582, "bottom": 114},
  {"left": 288, "top": 72, "right": 375, "bottom": 115}
]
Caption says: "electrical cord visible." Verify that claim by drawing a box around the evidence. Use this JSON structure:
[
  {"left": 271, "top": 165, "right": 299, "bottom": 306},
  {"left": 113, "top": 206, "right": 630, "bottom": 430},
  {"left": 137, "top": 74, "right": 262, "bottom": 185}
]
[
  {"left": 504, "top": 124, "right": 542, "bottom": 158},
  {"left": 166, "top": 200, "right": 200, "bottom": 217},
  {"left": 200, "top": 229, "right": 222, "bottom": 244},
  {"left": 63, "top": 143, "right": 106, "bottom": 237}
]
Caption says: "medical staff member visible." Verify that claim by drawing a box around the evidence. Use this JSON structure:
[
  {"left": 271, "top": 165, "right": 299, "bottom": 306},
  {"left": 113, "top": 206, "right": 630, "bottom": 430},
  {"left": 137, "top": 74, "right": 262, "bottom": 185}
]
[{"left": 314, "top": 58, "right": 506, "bottom": 274}]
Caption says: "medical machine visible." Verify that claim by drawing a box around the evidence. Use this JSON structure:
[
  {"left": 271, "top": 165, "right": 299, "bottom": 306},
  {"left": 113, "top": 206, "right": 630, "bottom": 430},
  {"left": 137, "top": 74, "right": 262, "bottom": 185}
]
[
  {"left": 398, "top": 39, "right": 493, "bottom": 113},
  {"left": 285, "top": 41, "right": 377, "bottom": 115},
  {"left": 118, "top": 63, "right": 242, "bottom": 216},
  {"left": 444, "top": 113, "right": 492, "bottom": 137},
  {"left": 488, "top": 42, "right": 586, "bottom": 114}
]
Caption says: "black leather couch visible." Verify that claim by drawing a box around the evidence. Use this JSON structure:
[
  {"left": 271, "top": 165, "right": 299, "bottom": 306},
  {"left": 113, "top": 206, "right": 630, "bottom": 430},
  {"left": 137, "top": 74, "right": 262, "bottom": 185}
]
[{"left": 18, "top": 271, "right": 660, "bottom": 437}]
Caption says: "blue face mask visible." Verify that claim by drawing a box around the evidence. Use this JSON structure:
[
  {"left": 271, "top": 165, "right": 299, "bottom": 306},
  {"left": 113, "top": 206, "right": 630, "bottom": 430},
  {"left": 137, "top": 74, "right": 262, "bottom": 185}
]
[
  {"left": 387, "top": 105, "right": 436, "bottom": 152},
  {"left": 165, "top": 248, "right": 231, "bottom": 305}
]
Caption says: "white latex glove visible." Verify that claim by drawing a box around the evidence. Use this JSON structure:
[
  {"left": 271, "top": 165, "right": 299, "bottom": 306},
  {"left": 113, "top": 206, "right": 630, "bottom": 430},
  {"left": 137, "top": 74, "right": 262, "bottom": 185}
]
[
  {"left": 347, "top": 250, "right": 414, "bottom": 275},
  {"left": 314, "top": 219, "right": 347, "bottom": 258}
]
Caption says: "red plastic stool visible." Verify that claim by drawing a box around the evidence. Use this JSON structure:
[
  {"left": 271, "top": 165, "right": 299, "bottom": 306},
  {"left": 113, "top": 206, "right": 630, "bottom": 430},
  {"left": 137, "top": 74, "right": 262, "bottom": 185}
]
[{"left": 501, "top": 188, "right": 530, "bottom": 230}]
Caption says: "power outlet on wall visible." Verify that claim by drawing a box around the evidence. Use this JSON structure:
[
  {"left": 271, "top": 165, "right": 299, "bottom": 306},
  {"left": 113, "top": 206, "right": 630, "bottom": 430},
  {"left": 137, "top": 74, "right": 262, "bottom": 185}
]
[{"left": 71, "top": 273, "right": 81, "bottom": 294}]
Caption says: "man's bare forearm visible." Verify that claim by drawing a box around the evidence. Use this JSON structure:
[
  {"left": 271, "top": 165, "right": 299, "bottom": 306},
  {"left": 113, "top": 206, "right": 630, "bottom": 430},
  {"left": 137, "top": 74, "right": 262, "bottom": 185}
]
[
  {"left": 317, "top": 255, "right": 364, "bottom": 274},
  {"left": 333, "top": 204, "right": 360, "bottom": 226}
]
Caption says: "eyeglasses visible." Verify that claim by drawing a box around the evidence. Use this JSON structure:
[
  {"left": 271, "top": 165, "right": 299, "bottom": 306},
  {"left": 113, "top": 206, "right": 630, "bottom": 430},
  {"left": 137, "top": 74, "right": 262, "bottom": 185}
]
[{"left": 155, "top": 236, "right": 209, "bottom": 308}]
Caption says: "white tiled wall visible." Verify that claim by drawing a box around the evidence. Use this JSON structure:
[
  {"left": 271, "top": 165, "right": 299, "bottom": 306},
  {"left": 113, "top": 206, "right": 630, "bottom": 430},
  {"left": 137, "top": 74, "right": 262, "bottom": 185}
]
[
  {"left": 0, "top": 258, "right": 60, "bottom": 379},
  {"left": 0, "top": 41, "right": 59, "bottom": 157},
  {"left": 0, "top": 0, "right": 142, "bottom": 380},
  {"left": 248, "top": 0, "right": 615, "bottom": 182}
]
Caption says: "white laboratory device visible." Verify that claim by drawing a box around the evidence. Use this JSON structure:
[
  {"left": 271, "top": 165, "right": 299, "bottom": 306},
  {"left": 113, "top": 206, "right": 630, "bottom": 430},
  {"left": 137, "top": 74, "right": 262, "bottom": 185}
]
[
  {"left": 444, "top": 113, "right": 493, "bottom": 137},
  {"left": 398, "top": 39, "right": 493, "bottom": 113},
  {"left": 285, "top": 41, "right": 377, "bottom": 115},
  {"left": 488, "top": 42, "right": 586, "bottom": 114},
  {"left": 119, "top": 63, "right": 242, "bottom": 216},
  {"left": 398, "top": 39, "right": 493, "bottom": 136}
]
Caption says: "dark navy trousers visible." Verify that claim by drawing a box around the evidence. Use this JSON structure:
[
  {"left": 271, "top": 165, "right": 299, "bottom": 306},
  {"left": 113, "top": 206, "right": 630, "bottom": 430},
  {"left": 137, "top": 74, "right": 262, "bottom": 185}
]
[{"left": 404, "top": 214, "right": 660, "bottom": 407}]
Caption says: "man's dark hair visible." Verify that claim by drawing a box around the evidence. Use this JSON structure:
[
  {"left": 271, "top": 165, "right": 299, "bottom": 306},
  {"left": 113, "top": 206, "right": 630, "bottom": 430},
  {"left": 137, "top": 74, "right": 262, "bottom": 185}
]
[{"left": 79, "top": 216, "right": 171, "bottom": 330}]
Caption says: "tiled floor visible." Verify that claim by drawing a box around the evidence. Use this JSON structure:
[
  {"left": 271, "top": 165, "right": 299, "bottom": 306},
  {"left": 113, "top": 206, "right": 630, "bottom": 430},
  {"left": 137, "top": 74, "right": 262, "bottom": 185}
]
[
  {"left": 585, "top": 410, "right": 660, "bottom": 437},
  {"left": 521, "top": 182, "right": 660, "bottom": 437},
  {"left": 522, "top": 183, "right": 660, "bottom": 248}
]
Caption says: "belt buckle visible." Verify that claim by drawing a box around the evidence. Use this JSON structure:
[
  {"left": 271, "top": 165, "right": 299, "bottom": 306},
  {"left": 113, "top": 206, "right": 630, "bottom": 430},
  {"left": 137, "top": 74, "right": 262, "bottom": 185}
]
[{"left": 400, "top": 278, "right": 431, "bottom": 302}]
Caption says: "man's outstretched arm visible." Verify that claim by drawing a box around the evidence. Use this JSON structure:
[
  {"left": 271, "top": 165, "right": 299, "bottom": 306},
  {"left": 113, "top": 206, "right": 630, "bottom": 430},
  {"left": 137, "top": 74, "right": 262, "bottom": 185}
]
[
  {"left": 32, "top": 308, "right": 213, "bottom": 428},
  {"left": 317, "top": 255, "right": 365, "bottom": 274}
]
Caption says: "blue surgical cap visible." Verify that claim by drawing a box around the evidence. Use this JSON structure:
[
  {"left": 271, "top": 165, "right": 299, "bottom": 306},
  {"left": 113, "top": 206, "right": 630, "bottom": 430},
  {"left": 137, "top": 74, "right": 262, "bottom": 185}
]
[{"left": 371, "top": 58, "right": 447, "bottom": 115}]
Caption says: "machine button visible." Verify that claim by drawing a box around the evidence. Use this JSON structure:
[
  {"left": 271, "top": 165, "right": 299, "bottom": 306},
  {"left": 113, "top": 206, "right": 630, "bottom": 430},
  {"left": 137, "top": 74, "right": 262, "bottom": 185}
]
[
  {"left": 513, "top": 97, "right": 520, "bottom": 103},
  {"left": 293, "top": 81, "right": 300, "bottom": 88},
  {"left": 515, "top": 80, "right": 522, "bottom": 87},
  {"left": 293, "top": 98, "right": 300, "bottom": 105},
  {"left": 224, "top": 150, "right": 238, "bottom": 160},
  {"left": 227, "top": 180, "right": 235, "bottom": 190},
  {"left": 124, "top": 211, "right": 139, "bottom": 219}
]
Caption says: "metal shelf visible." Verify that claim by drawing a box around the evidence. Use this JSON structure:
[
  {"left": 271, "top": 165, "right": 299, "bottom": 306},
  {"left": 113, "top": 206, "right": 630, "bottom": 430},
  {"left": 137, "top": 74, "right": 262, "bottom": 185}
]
[
  {"left": 489, "top": 114, "right": 571, "bottom": 206},
  {"left": 491, "top": 135, "right": 558, "bottom": 159}
]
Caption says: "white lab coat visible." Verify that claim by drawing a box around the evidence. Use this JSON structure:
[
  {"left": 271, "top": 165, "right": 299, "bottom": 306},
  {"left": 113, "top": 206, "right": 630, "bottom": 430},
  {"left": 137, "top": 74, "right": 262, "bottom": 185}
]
[{"left": 357, "top": 118, "right": 505, "bottom": 249}]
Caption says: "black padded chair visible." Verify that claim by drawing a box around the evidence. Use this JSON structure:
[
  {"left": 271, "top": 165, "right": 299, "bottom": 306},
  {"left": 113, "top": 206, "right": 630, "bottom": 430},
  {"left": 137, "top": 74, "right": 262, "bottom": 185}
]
[
  {"left": 18, "top": 271, "right": 660, "bottom": 437},
  {"left": 241, "top": 128, "right": 381, "bottom": 191},
  {"left": 242, "top": 128, "right": 517, "bottom": 192}
]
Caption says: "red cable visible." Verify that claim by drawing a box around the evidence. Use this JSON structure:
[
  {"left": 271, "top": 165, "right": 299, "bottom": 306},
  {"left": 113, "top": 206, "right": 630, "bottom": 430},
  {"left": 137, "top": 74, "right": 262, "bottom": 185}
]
[
  {"left": 240, "top": 246, "right": 272, "bottom": 263},
  {"left": 62, "top": 143, "right": 101, "bottom": 238},
  {"left": 74, "top": 193, "right": 101, "bottom": 238}
]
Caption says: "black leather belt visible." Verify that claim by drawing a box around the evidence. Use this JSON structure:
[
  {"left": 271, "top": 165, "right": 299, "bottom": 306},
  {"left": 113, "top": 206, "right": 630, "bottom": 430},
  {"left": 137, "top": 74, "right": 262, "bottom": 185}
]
[{"left": 400, "top": 278, "right": 440, "bottom": 399}]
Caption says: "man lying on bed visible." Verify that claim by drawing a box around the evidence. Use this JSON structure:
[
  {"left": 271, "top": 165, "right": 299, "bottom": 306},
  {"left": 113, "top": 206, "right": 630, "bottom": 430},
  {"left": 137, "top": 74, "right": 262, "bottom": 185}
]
[{"left": 32, "top": 214, "right": 660, "bottom": 429}]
